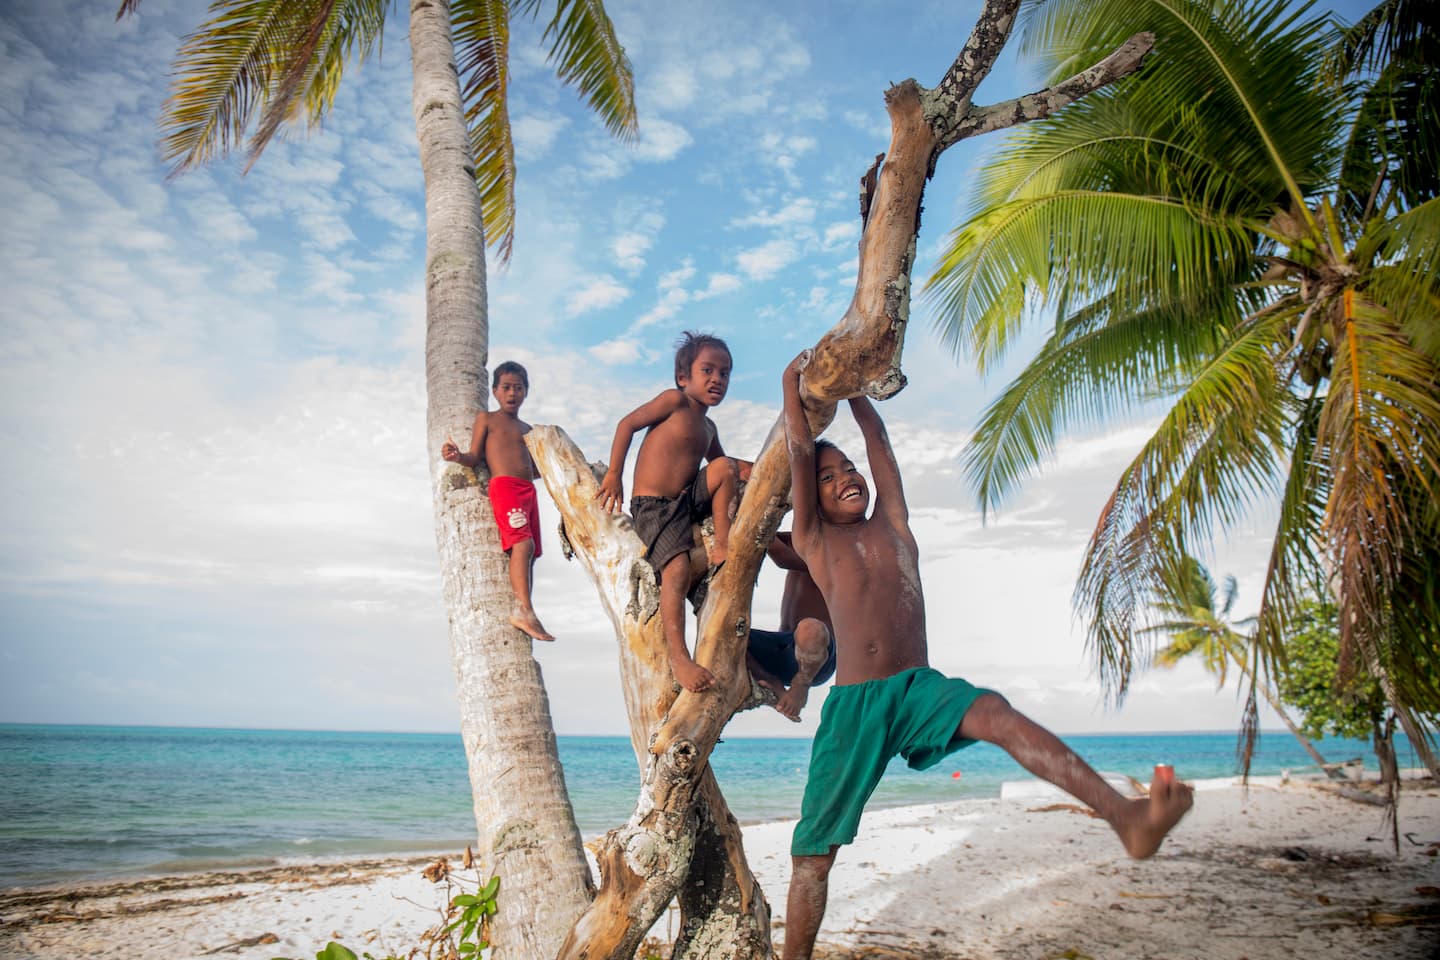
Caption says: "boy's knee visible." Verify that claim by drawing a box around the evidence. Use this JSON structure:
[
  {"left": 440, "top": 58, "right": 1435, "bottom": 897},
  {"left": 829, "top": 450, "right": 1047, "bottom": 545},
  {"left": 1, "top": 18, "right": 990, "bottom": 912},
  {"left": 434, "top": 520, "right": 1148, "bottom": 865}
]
[
  {"left": 791, "top": 850, "right": 837, "bottom": 881},
  {"left": 794, "top": 618, "right": 830, "bottom": 655}
]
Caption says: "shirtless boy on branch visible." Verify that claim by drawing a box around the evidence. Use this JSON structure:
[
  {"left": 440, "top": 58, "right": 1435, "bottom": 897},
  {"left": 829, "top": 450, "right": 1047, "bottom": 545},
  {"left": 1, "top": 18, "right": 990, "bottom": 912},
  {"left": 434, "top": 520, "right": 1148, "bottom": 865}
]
[
  {"left": 778, "top": 352, "right": 1194, "bottom": 959},
  {"left": 441, "top": 361, "right": 553, "bottom": 642},
  {"left": 597, "top": 331, "right": 751, "bottom": 692}
]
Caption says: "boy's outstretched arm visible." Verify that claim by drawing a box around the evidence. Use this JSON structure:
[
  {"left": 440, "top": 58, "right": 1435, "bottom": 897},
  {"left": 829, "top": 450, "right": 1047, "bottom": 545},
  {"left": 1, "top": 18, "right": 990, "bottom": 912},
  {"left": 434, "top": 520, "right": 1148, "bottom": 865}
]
[
  {"left": 783, "top": 353, "right": 820, "bottom": 548},
  {"left": 597, "top": 391, "right": 684, "bottom": 512},
  {"left": 849, "top": 395, "right": 908, "bottom": 528},
  {"left": 441, "top": 411, "right": 489, "bottom": 470}
]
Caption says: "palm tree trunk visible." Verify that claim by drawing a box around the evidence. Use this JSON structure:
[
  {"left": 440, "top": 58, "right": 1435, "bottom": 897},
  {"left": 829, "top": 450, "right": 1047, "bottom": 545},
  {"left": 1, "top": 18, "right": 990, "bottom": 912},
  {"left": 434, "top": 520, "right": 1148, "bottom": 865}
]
[
  {"left": 410, "top": 3, "right": 591, "bottom": 956},
  {"left": 1256, "top": 685, "right": 1347, "bottom": 781}
]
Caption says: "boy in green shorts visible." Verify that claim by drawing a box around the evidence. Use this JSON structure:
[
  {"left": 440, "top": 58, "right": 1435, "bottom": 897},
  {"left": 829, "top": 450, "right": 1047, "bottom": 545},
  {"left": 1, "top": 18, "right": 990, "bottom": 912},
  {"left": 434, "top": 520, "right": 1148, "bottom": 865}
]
[{"left": 778, "top": 352, "right": 1194, "bottom": 959}]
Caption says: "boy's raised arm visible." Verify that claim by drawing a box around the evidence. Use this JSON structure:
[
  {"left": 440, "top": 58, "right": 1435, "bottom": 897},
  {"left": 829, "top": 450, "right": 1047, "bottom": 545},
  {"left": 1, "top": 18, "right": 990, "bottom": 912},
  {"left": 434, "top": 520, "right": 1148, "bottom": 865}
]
[
  {"left": 849, "top": 395, "right": 908, "bottom": 527},
  {"left": 441, "top": 411, "right": 488, "bottom": 470},
  {"left": 783, "top": 354, "right": 820, "bottom": 546},
  {"left": 597, "top": 391, "right": 682, "bottom": 513},
  {"left": 766, "top": 531, "right": 807, "bottom": 572}
]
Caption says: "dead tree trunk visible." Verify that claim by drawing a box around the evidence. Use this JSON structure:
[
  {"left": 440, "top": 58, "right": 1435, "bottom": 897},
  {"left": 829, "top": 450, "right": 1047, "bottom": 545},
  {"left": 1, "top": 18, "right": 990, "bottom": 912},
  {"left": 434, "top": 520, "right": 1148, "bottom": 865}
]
[
  {"left": 537, "top": 3, "right": 1155, "bottom": 956},
  {"left": 527, "top": 428, "right": 773, "bottom": 956}
]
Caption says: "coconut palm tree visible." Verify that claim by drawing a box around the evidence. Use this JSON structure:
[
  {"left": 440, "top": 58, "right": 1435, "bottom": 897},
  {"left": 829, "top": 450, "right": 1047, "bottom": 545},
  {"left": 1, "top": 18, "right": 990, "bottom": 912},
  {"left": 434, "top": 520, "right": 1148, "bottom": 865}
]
[
  {"left": 117, "top": 2, "right": 636, "bottom": 954},
  {"left": 1145, "top": 555, "right": 1345, "bottom": 778},
  {"left": 924, "top": 0, "right": 1439, "bottom": 767}
]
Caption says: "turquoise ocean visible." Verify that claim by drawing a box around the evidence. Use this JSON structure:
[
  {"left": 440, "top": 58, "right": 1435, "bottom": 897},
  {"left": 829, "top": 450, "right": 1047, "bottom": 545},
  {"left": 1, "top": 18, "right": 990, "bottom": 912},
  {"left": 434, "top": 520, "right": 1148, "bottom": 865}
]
[{"left": 0, "top": 723, "right": 1410, "bottom": 889}]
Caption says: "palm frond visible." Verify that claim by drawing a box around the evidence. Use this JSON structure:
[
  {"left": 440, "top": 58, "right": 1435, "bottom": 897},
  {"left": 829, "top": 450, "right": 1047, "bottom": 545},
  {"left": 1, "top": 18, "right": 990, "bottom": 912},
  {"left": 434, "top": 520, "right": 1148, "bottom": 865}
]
[
  {"left": 1074, "top": 308, "right": 1293, "bottom": 694},
  {"left": 246, "top": 0, "right": 341, "bottom": 171},
  {"left": 960, "top": 290, "right": 1236, "bottom": 513},
  {"left": 1326, "top": 0, "right": 1432, "bottom": 79},
  {"left": 157, "top": 0, "right": 383, "bottom": 179},
  {"left": 928, "top": 190, "right": 1253, "bottom": 373},
  {"left": 1318, "top": 290, "right": 1440, "bottom": 682},
  {"left": 1250, "top": 390, "right": 1327, "bottom": 675},
  {"left": 454, "top": 0, "right": 517, "bottom": 262},
  {"left": 1018, "top": 0, "right": 1343, "bottom": 218},
  {"left": 1363, "top": 197, "right": 1440, "bottom": 361},
  {"left": 540, "top": 0, "right": 638, "bottom": 143}
]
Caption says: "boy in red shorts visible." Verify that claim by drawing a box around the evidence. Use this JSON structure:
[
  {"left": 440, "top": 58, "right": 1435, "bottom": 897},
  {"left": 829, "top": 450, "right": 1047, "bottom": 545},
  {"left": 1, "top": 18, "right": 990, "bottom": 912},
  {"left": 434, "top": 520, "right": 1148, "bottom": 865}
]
[{"left": 441, "top": 361, "right": 553, "bottom": 642}]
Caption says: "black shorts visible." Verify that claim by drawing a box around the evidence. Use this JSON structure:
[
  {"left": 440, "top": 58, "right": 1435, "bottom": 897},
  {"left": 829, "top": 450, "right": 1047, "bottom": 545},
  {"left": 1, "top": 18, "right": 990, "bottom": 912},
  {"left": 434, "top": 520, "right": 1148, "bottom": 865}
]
[{"left": 748, "top": 627, "right": 836, "bottom": 686}]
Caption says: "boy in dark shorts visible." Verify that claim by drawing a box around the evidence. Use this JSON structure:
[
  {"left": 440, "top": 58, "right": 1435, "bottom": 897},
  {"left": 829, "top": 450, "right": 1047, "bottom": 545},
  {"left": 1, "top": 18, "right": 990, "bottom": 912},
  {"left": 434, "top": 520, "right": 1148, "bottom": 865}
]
[
  {"left": 748, "top": 532, "right": 835, "bottom": 721},
  {"left": 440, "top": 361, "right": 553, "bottom": 642},
  {"left": 778, "top": 352, "right": 1194, "bottom": 959},
  {"left": 597, "top": 331, "right": 751, "bottom": 692}
]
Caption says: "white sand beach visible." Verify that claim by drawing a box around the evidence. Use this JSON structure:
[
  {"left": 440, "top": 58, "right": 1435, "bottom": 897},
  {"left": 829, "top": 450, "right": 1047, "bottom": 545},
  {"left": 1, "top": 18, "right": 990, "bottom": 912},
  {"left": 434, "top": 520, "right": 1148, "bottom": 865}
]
[{"left": 3, "top": 775, "right": 1437, "bottom": 959}]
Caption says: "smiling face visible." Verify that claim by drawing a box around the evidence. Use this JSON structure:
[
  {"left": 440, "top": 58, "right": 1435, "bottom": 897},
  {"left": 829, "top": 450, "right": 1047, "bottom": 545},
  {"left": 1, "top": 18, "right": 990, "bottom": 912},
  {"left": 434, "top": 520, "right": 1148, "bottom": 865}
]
[
  {"left": 816, "top": 444, "right": 868, "bottom": 524},
  {"left": 492, "top": 372, "right": 528, "bottom": 413},
  {"left": 678, "top": 344, "right": 732, "bottom": 407}
]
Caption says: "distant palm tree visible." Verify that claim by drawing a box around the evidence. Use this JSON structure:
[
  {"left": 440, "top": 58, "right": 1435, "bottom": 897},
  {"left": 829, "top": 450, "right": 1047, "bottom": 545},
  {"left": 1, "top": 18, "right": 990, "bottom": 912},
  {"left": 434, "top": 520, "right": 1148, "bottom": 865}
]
[
  {"left": 117, "top": 2, "right": 636, "bottom": 954},
  {"left": 1145, "top": 555, "right": 1344, "bottom": 779},
  {"left": 925, "top": 0, "right": 1439, "bottom": 765}
]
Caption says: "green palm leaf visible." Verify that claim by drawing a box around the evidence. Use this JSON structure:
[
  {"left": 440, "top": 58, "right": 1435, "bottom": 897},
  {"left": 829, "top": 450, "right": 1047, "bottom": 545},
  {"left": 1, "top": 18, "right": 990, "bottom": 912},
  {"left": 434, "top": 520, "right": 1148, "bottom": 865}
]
[
  {"left": 455, "top": 0, "right": 519, "bottom": 263},
  {"left": 540, "top": 0, "right": 637, "bottom": 143},
  {"left": 148, "top": 0, "right": 386, "bottom": 179}
]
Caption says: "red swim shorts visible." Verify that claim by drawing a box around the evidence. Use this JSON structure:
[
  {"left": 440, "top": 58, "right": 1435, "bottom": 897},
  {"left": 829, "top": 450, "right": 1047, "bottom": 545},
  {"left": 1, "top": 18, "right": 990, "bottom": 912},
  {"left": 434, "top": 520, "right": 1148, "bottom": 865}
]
[{"left": 488, "top": 475, "right": 542, "bottom": 556}]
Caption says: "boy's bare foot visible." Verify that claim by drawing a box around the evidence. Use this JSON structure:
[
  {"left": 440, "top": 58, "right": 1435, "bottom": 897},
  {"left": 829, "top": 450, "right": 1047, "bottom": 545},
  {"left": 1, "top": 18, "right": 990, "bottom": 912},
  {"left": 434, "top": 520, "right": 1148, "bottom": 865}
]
[
  {"left": 773, "top": 682, "right": 810, "bottom": 722},
  {"left": 1116, "top": 773, "right": 1193, "bottom": 859},
  {"left": 673, "top": 655, "right": 715, "bottom": 692},
  {"left": 509, "top": 613, "right": 555, "bottom": 642}
]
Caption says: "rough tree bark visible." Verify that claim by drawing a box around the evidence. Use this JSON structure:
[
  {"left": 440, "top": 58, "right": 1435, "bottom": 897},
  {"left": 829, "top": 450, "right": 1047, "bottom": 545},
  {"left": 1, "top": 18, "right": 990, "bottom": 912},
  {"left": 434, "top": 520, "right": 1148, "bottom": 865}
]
[
  {"left": 413, "top": 4, "right": 593, "bottom": 957},
  {"left": 535, "top": 3, "right": 1155, "bottom": 955}
]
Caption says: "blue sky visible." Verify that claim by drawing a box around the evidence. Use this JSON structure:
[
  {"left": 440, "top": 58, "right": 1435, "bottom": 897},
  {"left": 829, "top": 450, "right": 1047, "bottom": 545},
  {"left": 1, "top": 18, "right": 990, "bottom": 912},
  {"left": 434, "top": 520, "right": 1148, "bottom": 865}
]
[{"left": 0, "top": 0, "right": 1373, "bottom": 738}]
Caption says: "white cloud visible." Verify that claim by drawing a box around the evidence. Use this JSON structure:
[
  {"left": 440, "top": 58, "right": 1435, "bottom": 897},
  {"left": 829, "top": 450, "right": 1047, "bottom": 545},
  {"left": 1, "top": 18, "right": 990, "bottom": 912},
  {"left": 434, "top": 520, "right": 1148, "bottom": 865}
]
[
  {"left": 659, "top": 259, "right": 696, "bottom": 289},
  {"left": 513, "top": 111, "right": 572, "bottom": 162},
  {"left": 730, "top": 197, "right": 816, "bottom": 229},
  {"left": 823, "top": 220, "right": 860, "bottom": 250},
  {"left": 646, "top": 62, "right": 698, "bottom": 111},
  {"left": 633, "top": 117, "right": 693, "bottom": 162},
  {"left": 588, "top": 338, "right": 644, "bottom": 365},
  {"left": 565, "top": 275, "right": 630, "bottom": 315},
  {"left": 630, "top": 284, "right": 690, "bottom": 331},
  {"left": 735, "top": 239, "right": 800, "bottom": 280},
  {"left": 695, "top": 273, "right": 742, "bottom": 300},
  {"left": 613, "top": 231, "right": 653, "bottom": 273}
]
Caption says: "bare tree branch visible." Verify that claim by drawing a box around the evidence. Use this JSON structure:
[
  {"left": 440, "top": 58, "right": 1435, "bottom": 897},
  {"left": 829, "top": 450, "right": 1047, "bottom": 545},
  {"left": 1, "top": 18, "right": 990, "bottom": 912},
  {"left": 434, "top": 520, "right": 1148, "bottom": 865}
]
[
  {"left": 933, "top": 0, "right": 1023, "bottom": 112},
  {"left": 933, "top": 31, "right": 1156, "bottom": 152}
]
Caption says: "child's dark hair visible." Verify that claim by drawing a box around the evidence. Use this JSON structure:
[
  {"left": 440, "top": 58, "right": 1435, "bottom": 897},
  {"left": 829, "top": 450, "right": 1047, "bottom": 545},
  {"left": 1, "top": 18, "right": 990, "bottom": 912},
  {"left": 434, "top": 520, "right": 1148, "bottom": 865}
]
[
  {"left": 492, "top": 361, "right": 529, "bottom": 389},
  {"left": 814, "top": 437, "right": 838, "bottom": 458},
  {"left": 673, "top": 331, "right": 731, "bottom": 387}
]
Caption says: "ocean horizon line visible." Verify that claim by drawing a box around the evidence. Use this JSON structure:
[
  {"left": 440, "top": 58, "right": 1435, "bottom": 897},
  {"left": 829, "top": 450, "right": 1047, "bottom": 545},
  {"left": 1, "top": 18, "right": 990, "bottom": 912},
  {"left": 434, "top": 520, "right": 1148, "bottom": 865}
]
[{"left": 0, "top": 719, "right": 1292, "bottom": 740}]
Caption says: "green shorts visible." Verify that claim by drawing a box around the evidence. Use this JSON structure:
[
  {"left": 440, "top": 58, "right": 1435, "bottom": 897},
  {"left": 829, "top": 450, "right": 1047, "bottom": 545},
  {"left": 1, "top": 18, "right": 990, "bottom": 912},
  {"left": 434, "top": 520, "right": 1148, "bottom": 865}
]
[{"left": 791, "top": 666, "right": 999, "bottom": 856}]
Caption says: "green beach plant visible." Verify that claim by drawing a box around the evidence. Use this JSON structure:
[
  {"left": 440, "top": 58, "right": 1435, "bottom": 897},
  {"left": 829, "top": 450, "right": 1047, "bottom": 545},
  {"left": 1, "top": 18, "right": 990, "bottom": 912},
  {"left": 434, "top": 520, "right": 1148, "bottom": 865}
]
[
  {"left": 274, "top": 856, "right": 502, "bottom": 960},
  {"left": 926, "top": 0, "right": 1440, "bottom": 768}
]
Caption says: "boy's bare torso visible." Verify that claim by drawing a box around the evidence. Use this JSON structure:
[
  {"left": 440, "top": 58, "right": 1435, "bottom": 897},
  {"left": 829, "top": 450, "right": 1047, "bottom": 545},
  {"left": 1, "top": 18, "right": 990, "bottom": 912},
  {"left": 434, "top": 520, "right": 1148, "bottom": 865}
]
[
  {"left": 633, "top": 390, "right": 717, "bottom": 498},
  {"left": 810, "top": 513, "right": 928, "bottom": 685},
  {"left": 485, "top": 411, "right": 537, "bottom": 480}
]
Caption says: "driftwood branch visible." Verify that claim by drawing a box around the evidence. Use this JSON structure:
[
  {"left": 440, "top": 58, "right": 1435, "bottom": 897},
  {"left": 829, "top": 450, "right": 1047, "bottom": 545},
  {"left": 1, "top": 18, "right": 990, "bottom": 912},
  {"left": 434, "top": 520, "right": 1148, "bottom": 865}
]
[{"left": 528, "top": 427, "right": 770, "bottom": 957}]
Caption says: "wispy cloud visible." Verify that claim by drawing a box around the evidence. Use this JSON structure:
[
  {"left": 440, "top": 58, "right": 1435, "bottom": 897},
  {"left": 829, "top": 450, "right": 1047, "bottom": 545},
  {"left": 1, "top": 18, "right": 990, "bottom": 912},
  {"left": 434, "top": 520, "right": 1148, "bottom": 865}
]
[{"left": 565, "top": 274, "right": 631, "bottom": 315}]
